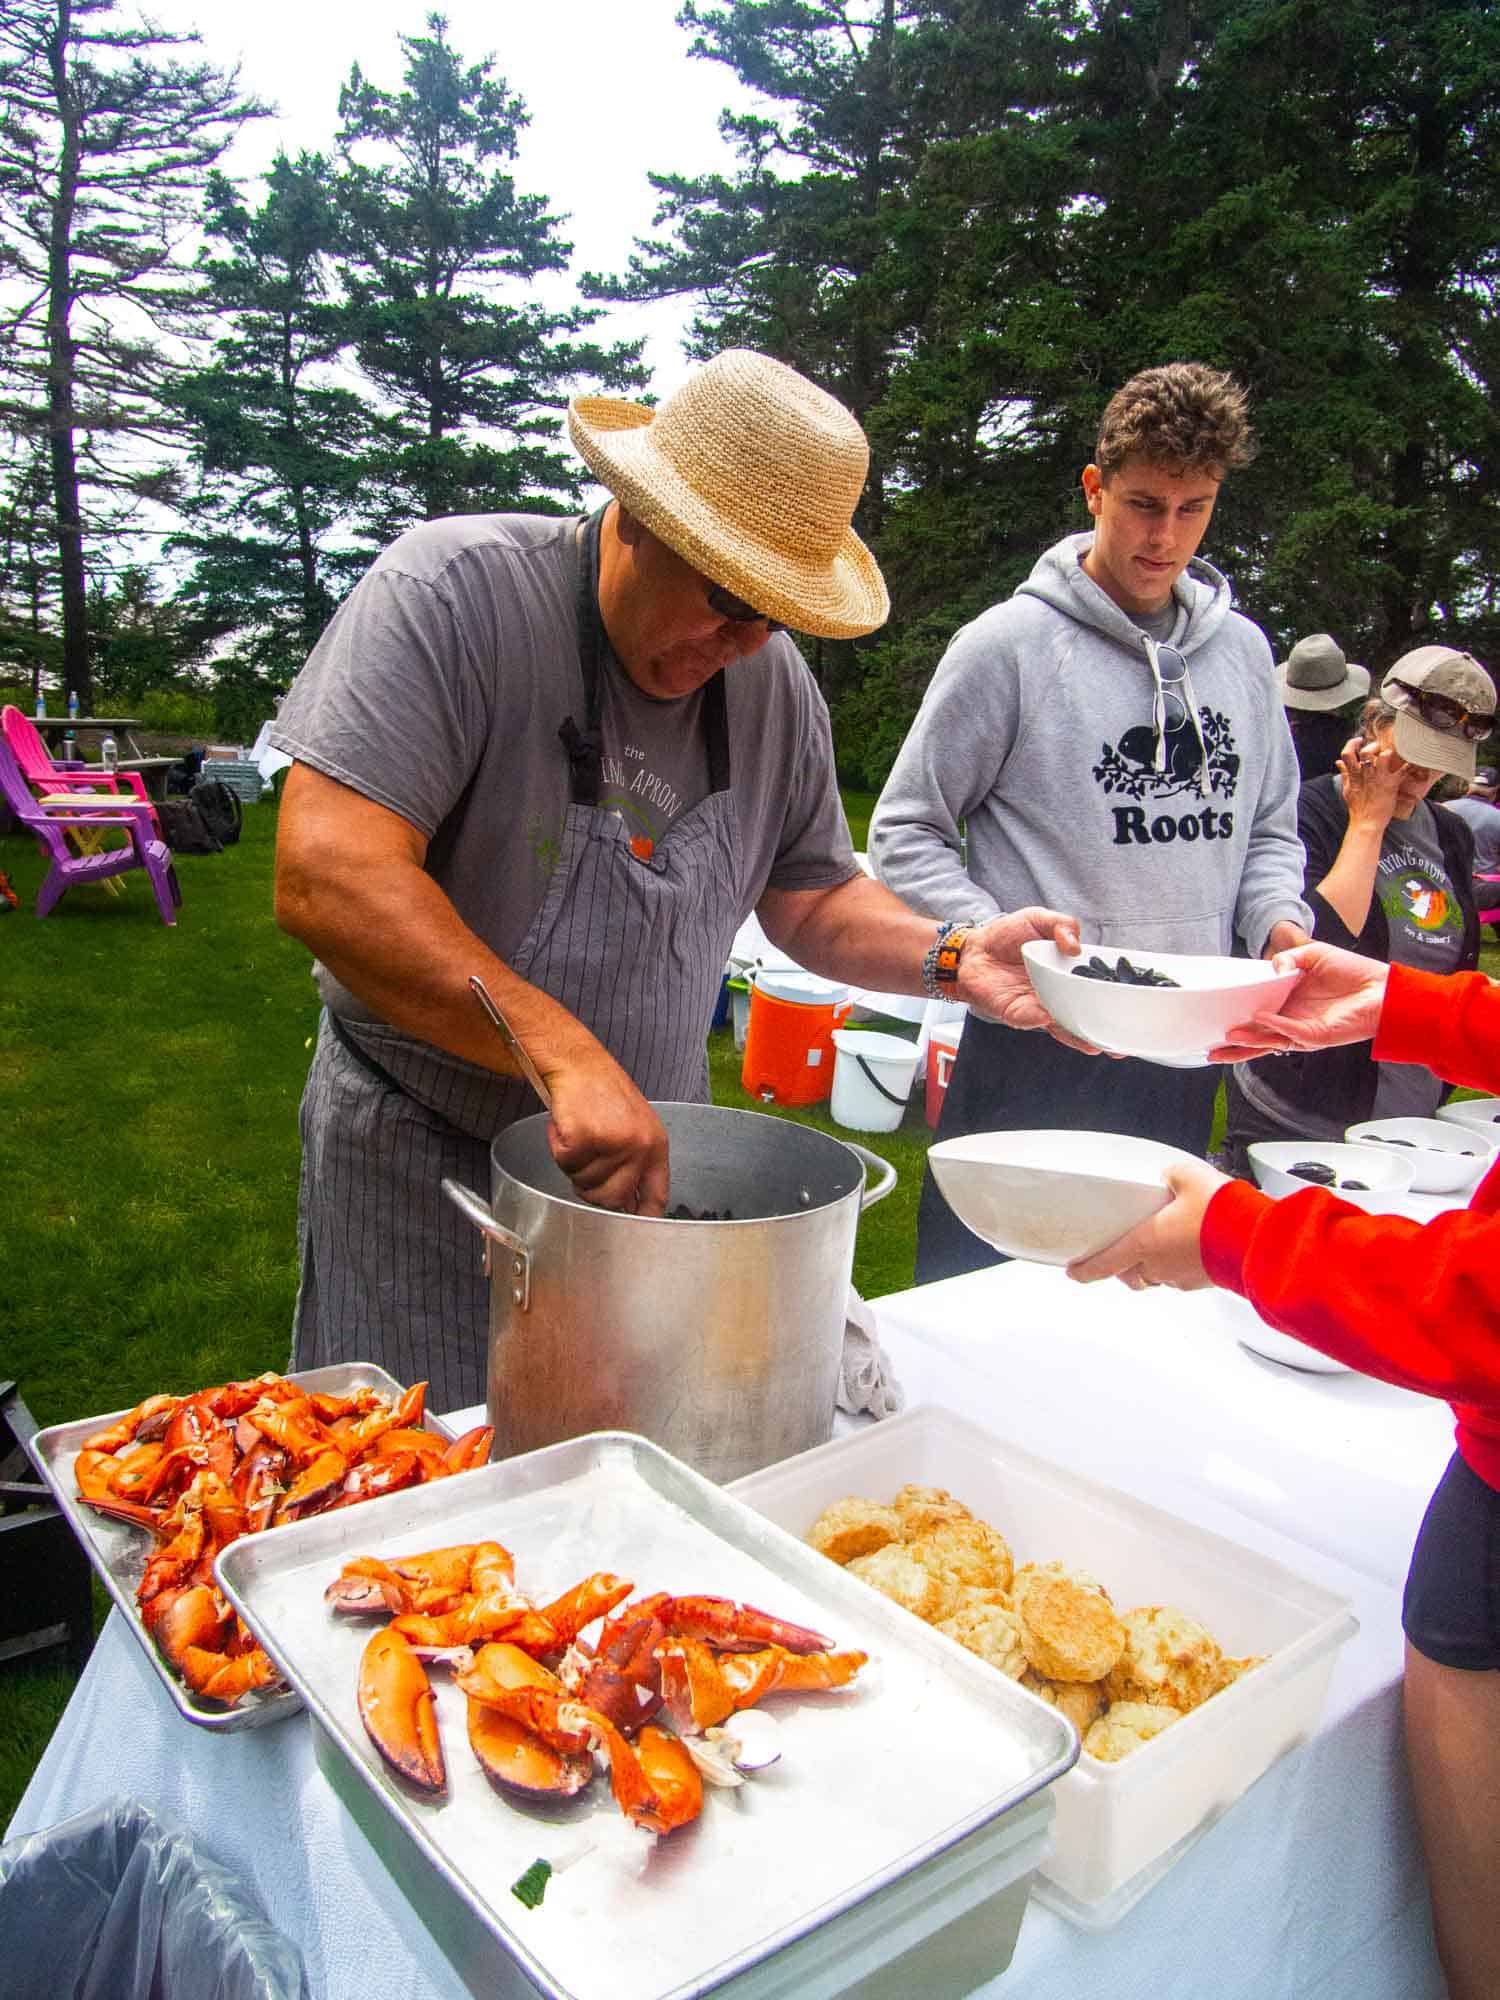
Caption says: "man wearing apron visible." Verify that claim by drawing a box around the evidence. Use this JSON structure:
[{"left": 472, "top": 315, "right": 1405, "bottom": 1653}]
[{"left": 271, "top": 348, "right": 1083, "bottom": 1409}]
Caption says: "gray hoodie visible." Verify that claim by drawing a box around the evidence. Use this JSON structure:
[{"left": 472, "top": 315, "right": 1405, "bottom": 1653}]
[{"left": 870, "top": 532, "right": 1313, "bottom": 956}]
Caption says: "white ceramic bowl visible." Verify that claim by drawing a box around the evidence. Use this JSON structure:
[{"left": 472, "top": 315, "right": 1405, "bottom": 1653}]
[
  {"left": 1202, "top": 1289, "right": 1352, "bottom": 1374},
  {"left": 1435, "top": 1096, "right": 1500, "bottom": 1137},
  {"left": 1343, "top": 1116, "right": 1496, "bottom": 1194},
  {"left": 1248, "top": 1140, "right": 1413, "bottom": 1211},
  {"left": 928, "top": 1128, "right": 1197, "bottom": 1266},
  {"left": 1021, "top": 942, "right": 1300, "bottom": 1067}
]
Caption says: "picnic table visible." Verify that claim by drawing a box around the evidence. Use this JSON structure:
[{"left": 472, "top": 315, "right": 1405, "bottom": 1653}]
[{"left": 31, "top": 719, "right": 179, "bottom": 800}]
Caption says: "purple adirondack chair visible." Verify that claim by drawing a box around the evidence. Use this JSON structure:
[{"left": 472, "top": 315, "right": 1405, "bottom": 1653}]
[{"left": 0, "top": 733, "right": 180, "bottom": 925}]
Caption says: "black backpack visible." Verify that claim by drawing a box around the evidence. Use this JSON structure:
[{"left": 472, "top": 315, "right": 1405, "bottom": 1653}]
[
  {"left": 190, "top": 778, "right": 243, "bottom": 847},
  {"left": 158, "top": 796, "right": 221, "bottom": 854}
]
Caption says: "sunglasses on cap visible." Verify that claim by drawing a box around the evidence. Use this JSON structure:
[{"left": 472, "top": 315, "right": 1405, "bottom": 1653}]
[
  {"left": 704, "top": 579, "right": 785, "bottom": 634},
  {"left": 1386, "top": 678, "right": 1493, "bottom": 742}
]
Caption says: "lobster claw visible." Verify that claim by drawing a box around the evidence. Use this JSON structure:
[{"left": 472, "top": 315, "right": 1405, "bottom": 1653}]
[{"left": 358, "top": 1627, "right": 447, "bottom": 1794}]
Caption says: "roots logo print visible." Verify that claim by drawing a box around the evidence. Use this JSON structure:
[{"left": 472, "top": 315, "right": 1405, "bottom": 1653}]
[{"left": 1093, "top": 707, "right": 1240, "bottom": 802}]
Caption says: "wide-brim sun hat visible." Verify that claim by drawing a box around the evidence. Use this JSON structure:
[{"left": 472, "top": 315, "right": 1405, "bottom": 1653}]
[
  {"left": 1380, "top": 644, "right": 1497, "bottom": 782},
  {"left": 567, "top": 349, "right": 889, "bottom": 640},
  {"left": 1276, "top": 632, "right": 1370, "bottom": 712}
]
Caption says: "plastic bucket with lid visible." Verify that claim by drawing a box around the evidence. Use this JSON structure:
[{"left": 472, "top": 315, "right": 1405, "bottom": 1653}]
[
  {"left": 741, "top": 969, "right": 851, "bottom": 1106},
  {"left": 925, "top": 1018, "right": 966, "bottom": 1128},
  {"left": 830, "top": 1028, "right": 921, "bottom": 1132}
]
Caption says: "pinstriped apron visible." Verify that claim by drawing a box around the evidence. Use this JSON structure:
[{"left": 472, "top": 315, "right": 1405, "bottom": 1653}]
[{"left": 291, "top": 516, "right": 744, "bottom": 1410}]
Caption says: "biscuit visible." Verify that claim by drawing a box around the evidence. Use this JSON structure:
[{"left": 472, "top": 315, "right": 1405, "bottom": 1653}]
[
  {"left": 1012, "top": 1560, "right": 1111, "bottom": 1609},
  {"left": 1084, "top": 1700, "right": 1181, "bottom": 1762},
  {"left": 904, "top": 1518, "right": 1014, "bottom": 1596},
  {"left": 1021, "top": 1669, "right": 1108, "bottom": 1735},
  {"left": 805, "top": 1496, "right": 903, "bottom": 1566},
  {"left": 846, "top": 1543, "right": 946, "bottom": 1621},
  {"left": 936, "top": 1600, "right": 1029, "bottom": 1679},
  {"left": 1017, "top": 1572, "right": 1126, "bottom": 1682},
  {"left": 892, "top": 1483, "right": 972, "bottom": 1539},
  {"left": 1212, "top": 1653, "right": 1267, "bottom": 1696},
  {"left": 1105, "top": 1605, "right": 1224, "bottom": 1713}
]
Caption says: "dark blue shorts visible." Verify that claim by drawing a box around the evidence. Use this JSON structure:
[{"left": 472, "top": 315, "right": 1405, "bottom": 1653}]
[{"left": 1402, "top": 1452, "right": 1500, "bottom": 1672}]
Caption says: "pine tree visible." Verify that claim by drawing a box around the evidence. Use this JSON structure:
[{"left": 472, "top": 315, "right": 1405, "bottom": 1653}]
[
  {"left": 0, "top": 0, "right": 265, "bottom": 705},
  {"left": 332, "top": 13, "right": 645, "bottom": 540},
  {"left": 169, "top": 157, "right": 377, "bottom": 682}
]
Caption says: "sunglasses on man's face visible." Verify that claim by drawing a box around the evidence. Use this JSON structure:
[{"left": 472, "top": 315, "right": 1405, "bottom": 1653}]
[
  {"left": 1388, "top": 679, "right": 1493, "bottom": 742},
  {"left": 704, "top": 579, "right": 785, "bottom": 634}
]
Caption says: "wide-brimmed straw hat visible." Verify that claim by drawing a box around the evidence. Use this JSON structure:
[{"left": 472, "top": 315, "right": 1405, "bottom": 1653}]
[
  {"left": 1380, "top": 645, "right": 1497, "bottom": 782},
  {"left": 1276, "top": 633, "right": 1370, "bottom": 712},
  {"left": 567, "top": 349, "right": 889, "bottom": 640}
]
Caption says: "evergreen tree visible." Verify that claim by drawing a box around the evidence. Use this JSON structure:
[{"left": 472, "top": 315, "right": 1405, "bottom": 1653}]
[
  {"left": 0, "top": 0, "right": 265, "bottom": 706},
  {"left": 332, "top": 13, "right": 645, "bottom": 539},
  {"left": 169, "top": 157, "right": 377, "bottom": 682}
]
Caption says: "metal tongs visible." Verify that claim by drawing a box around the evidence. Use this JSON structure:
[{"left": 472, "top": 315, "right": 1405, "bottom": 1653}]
[{"left": 469, "top": 973, "right": 553, "bottom": 1109}]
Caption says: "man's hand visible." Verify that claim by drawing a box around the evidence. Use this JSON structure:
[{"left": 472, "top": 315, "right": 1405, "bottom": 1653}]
[
  {"left": 956, "top": 908, "right": 1106, "bottom": 1052},
  {"left": 1208, "top": 940, "right": 1390, "bottom": 1061},
  {"left": 543, "top": 1045, "right": 670, "bottom": 1215},
  {"left": 1066, "top": 1158, "right": 1228, "bottom": 1290},
  {"left": 1263, "top": 919, "right": 1311, "bottom": 957}
]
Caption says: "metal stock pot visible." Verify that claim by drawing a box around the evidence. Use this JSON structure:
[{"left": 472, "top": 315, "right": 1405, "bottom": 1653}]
[{"left": 443, "top": 1102, "right": 895, "bottom": 1484}]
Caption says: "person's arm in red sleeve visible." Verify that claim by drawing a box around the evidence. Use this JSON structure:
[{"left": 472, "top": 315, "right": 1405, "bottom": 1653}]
[{"left": 1373, "top": 962, "right": 1500, "bottom": 1096}]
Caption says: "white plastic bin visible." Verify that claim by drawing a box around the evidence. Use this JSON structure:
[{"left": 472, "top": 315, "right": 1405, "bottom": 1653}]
[
  {"left": 730, "top": 1405, "right": 1358, "bottom": 1929},
  {"left": 830, "top": 1029, "right": 920, "bottom": 1133}
]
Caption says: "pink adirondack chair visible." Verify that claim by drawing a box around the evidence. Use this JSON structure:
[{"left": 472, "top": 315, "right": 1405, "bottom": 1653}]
[
  {"left": 0, "top": 732, "right": 179, "bottom": 924},
  {"left": 1, "top": 705, "right": 164, "bottom": 840}
]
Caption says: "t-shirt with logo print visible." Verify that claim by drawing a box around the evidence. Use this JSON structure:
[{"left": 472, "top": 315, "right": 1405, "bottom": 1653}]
[{"left": 1372, "top": 801, "right": 1464, "bottom": 1118}]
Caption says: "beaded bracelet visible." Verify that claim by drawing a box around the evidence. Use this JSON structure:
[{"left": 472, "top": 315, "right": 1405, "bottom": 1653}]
[{"left": 921, "top": 919, "right": 972, "bottom": 998}]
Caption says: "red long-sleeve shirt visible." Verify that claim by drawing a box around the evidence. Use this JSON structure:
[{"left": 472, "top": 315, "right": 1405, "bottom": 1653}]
[{"left": 1203, "top": 963, "right": 1500, "bottom": 1493}]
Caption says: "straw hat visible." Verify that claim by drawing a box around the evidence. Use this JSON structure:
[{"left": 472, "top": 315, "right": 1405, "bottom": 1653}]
[
  {"left": 567, "top": 349, "right": 889, "bottom": 640},
  {"left": 1276, "top": 633, "right": 1370, "bottom": 712}
]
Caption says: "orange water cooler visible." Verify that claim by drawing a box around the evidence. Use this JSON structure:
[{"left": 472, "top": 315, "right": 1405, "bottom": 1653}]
[{"left": 740, "top": 968, "right": 852, "bottom": 1106}]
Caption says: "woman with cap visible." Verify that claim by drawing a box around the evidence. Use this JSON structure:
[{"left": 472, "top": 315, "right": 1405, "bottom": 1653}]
[
  {"left": 1276, "top": 632, "right": 1370, "bottom": 781},
  {"left": 1222, "top": 644, "right": 1496, "bottom": 1171},
  {"left": 1068, "top": 937, "right": 1500, "bottom": 2000},
  {"left": 269, "top": 348, "right": 1081, "bottom": 1407}
]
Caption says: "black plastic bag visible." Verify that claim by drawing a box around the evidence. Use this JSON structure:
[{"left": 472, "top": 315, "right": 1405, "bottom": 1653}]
[{"left": 0, "top": 1796, "right": 308, "bottom": 2000}]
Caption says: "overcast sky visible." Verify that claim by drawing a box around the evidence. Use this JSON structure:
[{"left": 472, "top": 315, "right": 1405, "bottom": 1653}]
[{"left": 134, "top": 0, "right": 757, "bottom": 400}]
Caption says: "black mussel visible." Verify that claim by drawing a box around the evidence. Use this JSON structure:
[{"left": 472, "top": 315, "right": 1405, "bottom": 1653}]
[
  {"left": 667, "top": 1203, "right": 733, "bottom": 1221},
  {"left": 1070, "top": 953, "right": 1181, "bottom": 989},
  {"left": 1341, "top": 1180, "right": 1369, "bottom": 1191},
  {"left": 1288, "top": 1161, "right": 1337, "bottom": 1185},
  {"left": 1367, "top": 1135, "right": 1414, "bottom": 1146}
]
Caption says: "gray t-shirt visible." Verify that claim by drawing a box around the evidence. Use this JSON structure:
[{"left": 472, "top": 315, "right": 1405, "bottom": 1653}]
[
  {"left": 1443, "top": 795, "right": 1500, "bottom": 873},
  {"left": 271, "top": 513, "right": 859, "bottom": 1019}
]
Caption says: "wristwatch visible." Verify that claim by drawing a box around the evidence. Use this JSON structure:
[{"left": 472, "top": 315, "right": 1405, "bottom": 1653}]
[{"left": 922, "top": 920, "right": 973, "bottom": 998}]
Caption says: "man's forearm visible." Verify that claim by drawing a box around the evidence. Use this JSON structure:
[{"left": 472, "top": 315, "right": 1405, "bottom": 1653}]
[{"left": 757, "top": 875, "right": 941, "bottom": 994}]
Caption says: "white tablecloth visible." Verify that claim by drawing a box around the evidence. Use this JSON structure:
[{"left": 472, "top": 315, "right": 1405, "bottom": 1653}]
[{"left": 8, "top": 1266, "right": 1452, "bottom": 1998}]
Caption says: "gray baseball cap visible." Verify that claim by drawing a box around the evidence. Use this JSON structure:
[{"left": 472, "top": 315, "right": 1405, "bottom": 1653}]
[
  {"left": 1276, "top": 633, "right": 1370, "bottom": 712},
  {"left": 1380, "top": 646, "right": 1497, "bottom": 781}
]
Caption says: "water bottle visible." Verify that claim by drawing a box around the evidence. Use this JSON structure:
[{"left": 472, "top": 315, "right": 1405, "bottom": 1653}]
[
  {"left": 33, "top": 691, "right": 44, "bottom": 717},
  {"left": 67, "top": 688, "right": 80, "bottom": 720},
  {"left": 100, "top": 735, "right": 118, "bottom": 771}
]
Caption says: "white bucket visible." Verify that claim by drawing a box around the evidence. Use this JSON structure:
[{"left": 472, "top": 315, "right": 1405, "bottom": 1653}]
[
  {"left": 730, "top": 983, "right": 751, "bottom": 1050},
  {"left": 830, "top": 1029, "right": 920, "bottom": 1133}
]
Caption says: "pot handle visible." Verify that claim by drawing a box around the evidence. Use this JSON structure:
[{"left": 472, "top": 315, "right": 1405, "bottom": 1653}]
[
  {"left": 442, "top": 1178, "right": 532, "bottom": 1313},
  {"left": 842, "top": 1142, "right": 897, "bottom": 1211}
]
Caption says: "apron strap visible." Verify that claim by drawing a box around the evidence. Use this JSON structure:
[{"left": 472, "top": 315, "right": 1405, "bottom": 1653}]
[{"left": 561, "top": 506, "right": 732, "bottom": 805}]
